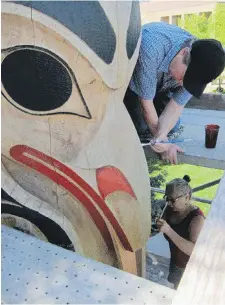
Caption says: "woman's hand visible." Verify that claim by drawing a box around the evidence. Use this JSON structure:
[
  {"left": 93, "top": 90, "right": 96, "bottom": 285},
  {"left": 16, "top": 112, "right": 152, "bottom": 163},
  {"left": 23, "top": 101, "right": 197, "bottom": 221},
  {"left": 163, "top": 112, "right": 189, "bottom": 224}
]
[{"left": 156, "top": 219, "right": 171, "bottom": 235}]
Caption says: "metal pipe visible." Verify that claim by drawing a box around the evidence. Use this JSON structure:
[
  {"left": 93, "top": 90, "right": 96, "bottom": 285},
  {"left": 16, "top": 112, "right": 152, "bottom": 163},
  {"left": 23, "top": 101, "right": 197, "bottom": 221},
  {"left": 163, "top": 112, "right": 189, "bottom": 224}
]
[
  {"left": 192, "top": 179, "right": 221, "bottom": 193},
  {"left": 151, "top": 187, "right": 212, "bottom": 204}
]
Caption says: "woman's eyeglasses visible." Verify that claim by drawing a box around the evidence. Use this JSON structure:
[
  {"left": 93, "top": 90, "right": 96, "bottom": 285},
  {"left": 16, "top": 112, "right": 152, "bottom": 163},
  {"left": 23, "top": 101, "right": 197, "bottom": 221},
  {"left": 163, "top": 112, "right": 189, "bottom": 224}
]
[{"left": 163, "top": 193, "right": 187, "bottom": 205}]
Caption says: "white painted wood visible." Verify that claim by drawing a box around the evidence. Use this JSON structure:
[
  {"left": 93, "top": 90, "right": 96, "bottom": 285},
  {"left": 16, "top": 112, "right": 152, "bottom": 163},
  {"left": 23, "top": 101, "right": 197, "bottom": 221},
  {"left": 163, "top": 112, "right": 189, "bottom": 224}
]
[{"left": 2, "top": 226, "right": 175, "bottom": 304}]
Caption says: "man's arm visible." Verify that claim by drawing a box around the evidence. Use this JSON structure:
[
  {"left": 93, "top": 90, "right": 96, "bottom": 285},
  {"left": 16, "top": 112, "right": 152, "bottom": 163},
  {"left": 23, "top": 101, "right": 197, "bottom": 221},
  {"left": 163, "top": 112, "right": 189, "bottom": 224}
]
[
  {"left": 140, "top": 98, "right": 185, "bottom": 164},
  {"left": 155, "top": 98, "right": 184, "bottom": 139},
  {"left": 140, "top": 98, "right": 158, "bottom": 135},
  {"left": 156, "top": 87, "right": 192, "bottom": 138},
  {"left": 140, "top": 97, "right": 184, "bottom": 140}
]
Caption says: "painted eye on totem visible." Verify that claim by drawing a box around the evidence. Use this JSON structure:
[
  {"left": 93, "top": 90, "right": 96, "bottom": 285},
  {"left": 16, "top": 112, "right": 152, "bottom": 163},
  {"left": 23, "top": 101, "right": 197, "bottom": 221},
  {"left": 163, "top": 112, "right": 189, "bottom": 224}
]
[{"left": 1, "top": 46, "right": 91, "bottom": 118}]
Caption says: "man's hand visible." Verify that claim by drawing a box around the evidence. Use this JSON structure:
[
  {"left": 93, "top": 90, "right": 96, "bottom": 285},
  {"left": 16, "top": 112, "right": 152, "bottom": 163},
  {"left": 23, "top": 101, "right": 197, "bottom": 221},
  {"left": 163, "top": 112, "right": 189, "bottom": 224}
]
[
  {"left": 149, "top": 133, "right": 184, "bottom": 164},
  {"left": 160, "top": 144, "right": 184, "bottom": 164},
  {"left": 151, "top": 142, "right": 171, "bottom": 154},
  {"left": 150, "top": 134, "right": 170, "bottom": 154},
  {"left": 156, "top": 219, "right": 171, "bottom": 235}
]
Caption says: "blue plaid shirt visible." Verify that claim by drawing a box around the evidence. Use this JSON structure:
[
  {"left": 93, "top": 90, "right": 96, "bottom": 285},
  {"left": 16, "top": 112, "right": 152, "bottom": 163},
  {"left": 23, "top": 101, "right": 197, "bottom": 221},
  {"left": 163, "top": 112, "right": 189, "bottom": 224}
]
[{"left": 129, "top": 22, "right": 194, "bottom": 105}]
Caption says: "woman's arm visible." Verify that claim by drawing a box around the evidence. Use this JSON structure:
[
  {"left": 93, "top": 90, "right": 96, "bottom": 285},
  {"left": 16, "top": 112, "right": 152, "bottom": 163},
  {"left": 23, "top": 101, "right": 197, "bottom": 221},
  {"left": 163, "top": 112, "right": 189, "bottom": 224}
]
[
  {"left": 157, "top": 215, "right": 205, "bottom": 256},
  {"left": 188, "top": 215, "right": 205, "bottom": 243},
  {"left": 165, "top": 226, "right": 195, "bottom": 256}
]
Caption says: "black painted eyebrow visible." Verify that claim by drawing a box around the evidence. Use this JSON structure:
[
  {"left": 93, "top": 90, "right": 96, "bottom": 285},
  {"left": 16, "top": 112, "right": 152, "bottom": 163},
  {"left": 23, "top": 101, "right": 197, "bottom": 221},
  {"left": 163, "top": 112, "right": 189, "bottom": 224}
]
[
  {"left": 15, "top": 1, "right": 116, "bottom": 64},
  {"left": 126, "top": 1, "right": 141, "bottom": 59},
  {"left": 1, "top": 188, "right": 73, "bottom": 248}
]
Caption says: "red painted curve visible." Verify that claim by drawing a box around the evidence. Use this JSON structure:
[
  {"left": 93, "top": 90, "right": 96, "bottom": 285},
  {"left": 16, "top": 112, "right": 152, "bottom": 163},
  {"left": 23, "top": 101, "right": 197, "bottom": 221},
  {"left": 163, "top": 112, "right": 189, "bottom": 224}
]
[
  {"left": 96, "top": 166, "right": 136, "bottom": 200},
  {"left": 10, "top": 145, "right": 132, "bottom": 251},
  {"left": 10, "top": 145, "right": 113, "bottom": 250}
]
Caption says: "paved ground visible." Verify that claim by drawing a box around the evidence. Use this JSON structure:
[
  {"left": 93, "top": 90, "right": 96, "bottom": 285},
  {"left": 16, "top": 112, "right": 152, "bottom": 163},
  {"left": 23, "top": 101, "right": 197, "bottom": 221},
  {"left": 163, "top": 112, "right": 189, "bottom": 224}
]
[
  {"left": 144, "top": 108, "right": 225, "bottom": 169},
  {"left": 146, "top": 252, "right": 174, "bottom": 289},
  {"left": 178, "top": 108, "right": 225, "bottom": 169}
]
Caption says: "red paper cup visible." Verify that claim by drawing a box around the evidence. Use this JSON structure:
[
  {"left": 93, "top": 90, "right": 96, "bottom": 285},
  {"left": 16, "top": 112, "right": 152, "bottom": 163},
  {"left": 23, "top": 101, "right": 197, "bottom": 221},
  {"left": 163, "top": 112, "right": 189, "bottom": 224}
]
[{"left": 205, "top": 124, "right": 220, "bottom": 148}]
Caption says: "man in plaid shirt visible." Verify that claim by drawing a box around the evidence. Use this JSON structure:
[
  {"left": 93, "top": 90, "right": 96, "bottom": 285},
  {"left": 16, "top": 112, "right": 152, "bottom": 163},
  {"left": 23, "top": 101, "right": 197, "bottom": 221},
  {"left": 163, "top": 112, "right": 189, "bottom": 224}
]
[{"left": 124, "top": 22, "right": 225, "bottom": 164}]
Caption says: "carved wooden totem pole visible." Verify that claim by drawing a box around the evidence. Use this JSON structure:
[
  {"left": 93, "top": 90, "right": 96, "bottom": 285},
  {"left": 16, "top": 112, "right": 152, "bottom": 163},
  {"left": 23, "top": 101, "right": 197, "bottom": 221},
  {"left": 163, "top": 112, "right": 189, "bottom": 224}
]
[{"left": 1, "top": 1, "right": 151, "bottom": 276}]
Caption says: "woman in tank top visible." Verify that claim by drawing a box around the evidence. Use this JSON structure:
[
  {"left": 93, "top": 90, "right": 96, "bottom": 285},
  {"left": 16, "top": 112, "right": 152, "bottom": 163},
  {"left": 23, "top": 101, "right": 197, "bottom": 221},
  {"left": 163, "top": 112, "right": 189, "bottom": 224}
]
[{"left": 156, "top": 175, "right": 205, "bottom": 289}]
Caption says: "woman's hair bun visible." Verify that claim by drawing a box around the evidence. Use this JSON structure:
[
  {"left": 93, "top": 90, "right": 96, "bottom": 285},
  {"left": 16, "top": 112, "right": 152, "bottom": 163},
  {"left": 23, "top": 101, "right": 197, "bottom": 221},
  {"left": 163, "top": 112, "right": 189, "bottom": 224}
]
[{"left": 183, "top": 175, "right": 191, "bottom": 183}]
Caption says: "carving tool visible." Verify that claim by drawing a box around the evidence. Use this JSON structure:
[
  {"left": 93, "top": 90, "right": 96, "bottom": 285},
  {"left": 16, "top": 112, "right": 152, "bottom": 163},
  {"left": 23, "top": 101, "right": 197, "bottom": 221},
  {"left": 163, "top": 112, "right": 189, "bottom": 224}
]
[{"left": 141, "top": 138, "right": 193, "bottom": 147}]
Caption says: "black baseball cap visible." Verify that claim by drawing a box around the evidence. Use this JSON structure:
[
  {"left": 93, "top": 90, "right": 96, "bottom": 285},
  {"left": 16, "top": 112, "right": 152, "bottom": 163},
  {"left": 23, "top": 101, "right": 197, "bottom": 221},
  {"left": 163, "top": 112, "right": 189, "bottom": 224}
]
[{"left": 183, "top": 39, "right": 225, "bottom": 98}]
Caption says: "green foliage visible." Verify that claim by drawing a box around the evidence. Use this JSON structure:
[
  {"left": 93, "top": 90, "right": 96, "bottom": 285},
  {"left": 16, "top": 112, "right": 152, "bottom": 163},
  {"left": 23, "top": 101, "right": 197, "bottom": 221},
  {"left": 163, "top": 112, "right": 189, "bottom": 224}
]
[
  {"left": 178, "top": 13, "right": 211, "bottom": 39},
  {"left": 213, "top": 87, "right": 225, "bottom": 94},
  {"left": 214, "top": 3, "right": 225, "bottom": 45},
  {"left": 212, "top": 71, "right": 225, "bottom": 85},
  {"left": 178, "top": 3, "right": 225, "bottom": 44}
]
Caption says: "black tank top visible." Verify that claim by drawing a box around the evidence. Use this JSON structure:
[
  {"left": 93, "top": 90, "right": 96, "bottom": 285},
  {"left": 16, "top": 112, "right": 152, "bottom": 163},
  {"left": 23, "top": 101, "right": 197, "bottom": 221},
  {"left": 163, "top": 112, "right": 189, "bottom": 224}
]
[{"left": 164, "top": 206, "right": 204, "bottom": 268}]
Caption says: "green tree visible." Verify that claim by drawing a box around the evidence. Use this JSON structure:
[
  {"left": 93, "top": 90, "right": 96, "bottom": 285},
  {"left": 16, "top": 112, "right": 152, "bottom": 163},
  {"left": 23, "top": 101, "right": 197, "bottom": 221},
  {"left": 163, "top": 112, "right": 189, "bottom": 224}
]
[
  {"left": 178, "top": 3, "right": 225, "bottom": 43},
  {"left": 213, "top": 3, "right": 225, "bottom": 46},
  {"left": 178, "top": 13, "right": 210, "bottom": 39}
]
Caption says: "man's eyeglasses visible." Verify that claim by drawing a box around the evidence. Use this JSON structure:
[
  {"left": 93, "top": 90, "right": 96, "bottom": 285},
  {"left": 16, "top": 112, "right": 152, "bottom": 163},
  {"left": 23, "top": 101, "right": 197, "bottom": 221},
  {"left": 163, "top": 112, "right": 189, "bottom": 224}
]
[{"left": 163, "top": 194, "right": 187, "bottom": 205}]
